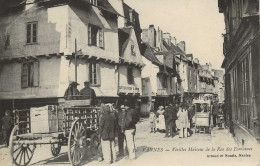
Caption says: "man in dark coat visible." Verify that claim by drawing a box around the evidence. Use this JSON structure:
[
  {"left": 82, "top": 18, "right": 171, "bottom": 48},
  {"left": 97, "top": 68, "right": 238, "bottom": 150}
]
[
  {"left": 99, "top": 105, "right": 117, "bottom": 164},
  {"left": 79, "top": 81, "right": 96, "bottom": 105},
  {"left": 212, "top": 101, "right": 219, "bottom": 127},
  {"left": 172, "top": 104, "right": 178, "bottom": 134},
  {"left": 64, "top": 82, "right": 80, "bottom": 100},
  {"left": 164, "top": 104, "right": 175, "bottom": 138},
  {"left": 1, "top": 110, "right": 13, "bottom": 147},
  {"left": 117, "top": 105, "right": 127, "bottom": 157},
  {"left": 187, "top": 104, "right": 195, "bottom": 136},
  {"left": 118, "top": 100, "right": 139, "bottom": 159}
]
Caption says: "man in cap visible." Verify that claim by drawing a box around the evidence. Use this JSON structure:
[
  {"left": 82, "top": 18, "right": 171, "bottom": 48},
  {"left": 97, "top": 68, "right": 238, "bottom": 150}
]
[
  {"left": 118, "top": 99, "right": 139, "bottom": 159},
  {"left": 80, "top": 81, "right": 96, "bottom": 105},
  {"left": 64, "top": 81, "right": 80, "bottom": 100},
  {"left": 164, "top": 104, "right": 175, "bottom": 138},
  {"left": 1, "top": 110, "right": 13, "bottom": 147}
]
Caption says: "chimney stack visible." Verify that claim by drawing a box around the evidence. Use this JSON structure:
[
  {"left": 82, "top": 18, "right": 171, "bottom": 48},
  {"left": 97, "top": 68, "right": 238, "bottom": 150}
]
[{"left": 177, "top": 41, "right": 186, "bottom": 53}]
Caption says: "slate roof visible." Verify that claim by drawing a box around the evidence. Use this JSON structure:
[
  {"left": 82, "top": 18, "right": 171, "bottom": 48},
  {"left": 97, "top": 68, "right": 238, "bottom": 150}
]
[
  {"left": 118, "top": 27, "right": 131, "bottom": 57},
  {"left": 0, "top": 0, "right": 119, "bottom": 16},
  {"left": 97, "top": 0, "right": 120, "bottom": 16},
  {"left": 140, "top": 43, "right": 163, "bottom": 66}
]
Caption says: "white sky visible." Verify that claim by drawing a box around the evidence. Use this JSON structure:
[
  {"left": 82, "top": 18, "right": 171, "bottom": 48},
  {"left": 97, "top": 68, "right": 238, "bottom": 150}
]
[{"left": 124, "top": 0, "right": 225, "bottom": 69}]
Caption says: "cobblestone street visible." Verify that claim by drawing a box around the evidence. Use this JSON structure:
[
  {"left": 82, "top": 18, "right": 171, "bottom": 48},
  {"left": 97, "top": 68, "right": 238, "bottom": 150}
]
[{"left": 0, "top": 118, "right": 259, "bottom": 166}]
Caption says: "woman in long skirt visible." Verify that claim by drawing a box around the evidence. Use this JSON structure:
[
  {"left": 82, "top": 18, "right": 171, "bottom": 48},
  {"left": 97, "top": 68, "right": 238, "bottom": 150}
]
[{"left": 156, "top": 106, "right": 166, "bottom": 131}]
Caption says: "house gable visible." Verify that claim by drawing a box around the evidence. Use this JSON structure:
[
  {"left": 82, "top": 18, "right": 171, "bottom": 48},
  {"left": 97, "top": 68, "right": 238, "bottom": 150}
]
[{"left": 118, "top": 27, "right": 143, "bottom": 66}]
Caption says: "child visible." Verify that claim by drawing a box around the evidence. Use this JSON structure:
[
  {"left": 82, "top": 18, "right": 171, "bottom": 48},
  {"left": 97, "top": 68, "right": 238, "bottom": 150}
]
[{"left": 149, "top": 111, "right": 157, "bottom": 133}]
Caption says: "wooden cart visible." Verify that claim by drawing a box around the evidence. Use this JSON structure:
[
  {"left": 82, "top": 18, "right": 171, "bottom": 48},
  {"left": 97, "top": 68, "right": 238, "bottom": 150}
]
[
  {"left": 193, "top": 100, "right": 212, "bottom": 134},
  {"left": 9, "top": 100, "right": 101, "bottom": 166}
]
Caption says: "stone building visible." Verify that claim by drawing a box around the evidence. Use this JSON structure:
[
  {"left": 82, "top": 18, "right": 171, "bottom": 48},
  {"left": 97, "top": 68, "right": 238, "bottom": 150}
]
[
  {"left": 0, "top": 0, "right": 123, "bottom": 116},
  {"left": 218, "top": 0, "right": 260, "bottom": 145}
]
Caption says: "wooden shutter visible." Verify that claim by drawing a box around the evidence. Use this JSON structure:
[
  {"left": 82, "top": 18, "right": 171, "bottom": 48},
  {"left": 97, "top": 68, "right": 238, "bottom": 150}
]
[
  {"left": 99, "top": 28, "right": 104, "bottom": 48},
  {"left": 33, "top": 61, "right": 39, "bottom": 87},
  {"left": 21, "top": 64, "right": 28, "bottom": 88},
  {"left": 89, "top": 62, "right": 92, "bottom": 84},
  {"left": 96, "top": 63, "right": 101, "bottom": 86},
  {"left": 88, "top": 25, "right": 92, "bottom": 45},
  {"left": 29, "top": 63, "right": 34, "bottom": 87}
]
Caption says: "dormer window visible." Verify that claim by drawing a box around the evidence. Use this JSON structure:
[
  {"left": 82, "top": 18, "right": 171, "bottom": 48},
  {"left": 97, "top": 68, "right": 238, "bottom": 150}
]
[
  {"left": 90, "top": 0, "right": 97, "bottom": 6},
  {"left": 131, "top": 45, "right": 135, "bottom": 55}
]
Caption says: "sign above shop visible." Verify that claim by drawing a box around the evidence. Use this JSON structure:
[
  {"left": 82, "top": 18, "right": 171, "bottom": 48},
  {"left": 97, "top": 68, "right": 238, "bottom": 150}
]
[{"left": 119, "top": 86, "right": 140, "bottom": 94}]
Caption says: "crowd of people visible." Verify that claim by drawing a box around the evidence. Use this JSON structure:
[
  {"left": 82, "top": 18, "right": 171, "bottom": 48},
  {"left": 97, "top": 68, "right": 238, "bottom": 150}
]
[
  {"left": 149, "top": 103, "right": 195, "bottom": 138},
  {"left": 97, "top": 100, "right": 139, "bottom": 164}
]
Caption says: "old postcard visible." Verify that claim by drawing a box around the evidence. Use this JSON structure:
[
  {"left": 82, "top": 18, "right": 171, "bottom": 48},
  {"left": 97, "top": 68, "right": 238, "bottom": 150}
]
[{"left": 0, "top": 0, "right": 259, "bottom": 166}]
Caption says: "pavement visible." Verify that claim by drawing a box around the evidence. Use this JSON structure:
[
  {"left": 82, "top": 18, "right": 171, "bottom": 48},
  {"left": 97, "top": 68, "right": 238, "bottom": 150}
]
[{"left": 0, "top": 118, "right": 259, "bottom": 166}]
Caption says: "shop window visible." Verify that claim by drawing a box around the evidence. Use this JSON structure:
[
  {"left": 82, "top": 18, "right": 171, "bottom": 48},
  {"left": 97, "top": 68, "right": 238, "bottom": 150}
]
[
  {"left": 21, "top": 61, "right": 39, "bottom": 88},
  {"left": 88, "top": 24, "right": 104, "bottom": 48}
]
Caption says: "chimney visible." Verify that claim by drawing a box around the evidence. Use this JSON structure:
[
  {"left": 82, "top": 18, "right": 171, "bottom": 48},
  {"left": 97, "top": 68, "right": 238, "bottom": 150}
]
[
  {"left": 177, "top": 41, "right": 186, "bottom": 53},
  {"left": 163, "top": 33, "right": 171, "bottom": 45},
  {"left": 173, "top": 37, "right": 177, "bottom": 45},
  {"left": 142, "top": 25, "right": 156, "bottom": 47},
  {"left": 156, "top": 27, "right": 163, "bottom": 50}
]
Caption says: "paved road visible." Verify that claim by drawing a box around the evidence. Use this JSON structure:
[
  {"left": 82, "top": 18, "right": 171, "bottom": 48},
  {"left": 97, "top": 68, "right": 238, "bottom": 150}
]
[{"left": 0, "top": 118, "right": 259, "bottom": 166}]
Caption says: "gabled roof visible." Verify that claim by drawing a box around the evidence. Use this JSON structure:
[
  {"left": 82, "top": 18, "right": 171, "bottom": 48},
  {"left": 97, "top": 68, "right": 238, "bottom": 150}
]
[
  {"left": 97, "top": 0, "right": 120, "bottom": 16},
  {"left": 118, "top": 27, "right": 131, "bottom": 57},
  {"left": 162, "top": 40, "right": 185, "bottom": 55},
  {"left": 0, "top": 0, "right": 119, "bottom": 16},
  {"left": 140, "top": 43, "right": 163, "bottom": 66}
]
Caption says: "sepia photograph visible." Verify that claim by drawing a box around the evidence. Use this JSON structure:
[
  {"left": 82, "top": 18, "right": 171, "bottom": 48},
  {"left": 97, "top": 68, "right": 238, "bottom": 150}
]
[{"left": 0, "top": 0, "right": 259, "bottom": 165}]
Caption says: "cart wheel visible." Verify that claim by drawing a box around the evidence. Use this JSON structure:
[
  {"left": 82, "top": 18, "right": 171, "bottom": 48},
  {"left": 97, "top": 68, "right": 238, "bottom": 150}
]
[
  {"left": 68, "top": 119, "right": 86, "bottom": 166},
  {"left": 90, "top": 133, "right": 100, "bottom": 156},
  {"left": 51, "top": 144, "right": 61, "bottom": 157},
  {"left": 10, "top": 125, "right": 36, "bottom": 166}
]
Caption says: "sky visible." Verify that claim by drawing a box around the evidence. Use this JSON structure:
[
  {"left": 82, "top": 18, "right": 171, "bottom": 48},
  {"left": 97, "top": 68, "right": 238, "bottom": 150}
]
[{"left": 124, "top": 0, "right": 225, "bottom": 70}]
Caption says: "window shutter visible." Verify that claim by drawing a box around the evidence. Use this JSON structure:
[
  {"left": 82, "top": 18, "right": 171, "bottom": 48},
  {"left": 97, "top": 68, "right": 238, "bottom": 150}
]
[
  {"left": 29, "top": 63, "right": 34, "bottom": 87},
  {"left": 89, "top": 62, "right": 92, "bottom": 84},
  {"left": 33, "top": 61, "right": 39, "bottom": 87},
  {"left": 21, "top": 64, "right": 28, "bottom": 88},
  {"left": 88, "top": 25, "right": 92, "bottom": 45},
  {"left": 96, "top": 63, "right": 101, "bottom": 86},
  {"left": 99, "top": 28, "right": 104, "bottom": 48}
]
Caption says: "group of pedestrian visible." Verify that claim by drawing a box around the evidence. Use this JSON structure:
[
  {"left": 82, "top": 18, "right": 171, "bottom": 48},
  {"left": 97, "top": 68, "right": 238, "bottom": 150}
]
[
  {"left": 212, "top": 101, "right": 225, "bottom": 128},
  {"left": 149, "top": 103, "right": 195, "bottom": 139},
  {"left": 1, "top": 110, "right": 13, "bottom": 147},
  {"left": 97, "top": 100, "right": 139, "bottom": 164}
]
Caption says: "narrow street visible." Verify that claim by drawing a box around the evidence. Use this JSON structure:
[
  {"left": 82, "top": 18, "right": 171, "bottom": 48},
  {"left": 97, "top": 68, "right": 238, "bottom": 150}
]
[{"left": 0, "top": 118, "right": 258, "bottom": 166}]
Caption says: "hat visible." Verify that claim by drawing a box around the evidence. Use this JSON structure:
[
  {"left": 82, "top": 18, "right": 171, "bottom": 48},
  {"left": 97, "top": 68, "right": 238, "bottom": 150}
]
[
  {"left": 70, "top": 81, "right": 80, "bottom": 86},
  {"left": 84, "top": 81, "right": 90, "bottom": 84},
  {"left": 159, "top": 105, "right": 164, "bottom": 109}
]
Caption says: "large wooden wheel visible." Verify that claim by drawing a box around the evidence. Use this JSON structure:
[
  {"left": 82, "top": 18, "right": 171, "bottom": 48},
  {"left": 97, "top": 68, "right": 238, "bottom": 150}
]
[
  {"left": 9, "top": 125, "right": 36, "bottom": 166},
  {"left": 51, "top": 144, "right": 61, "bottom": 157},
  {"left": 68, "top": 119, "right": 87, "bottom": 166}
]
